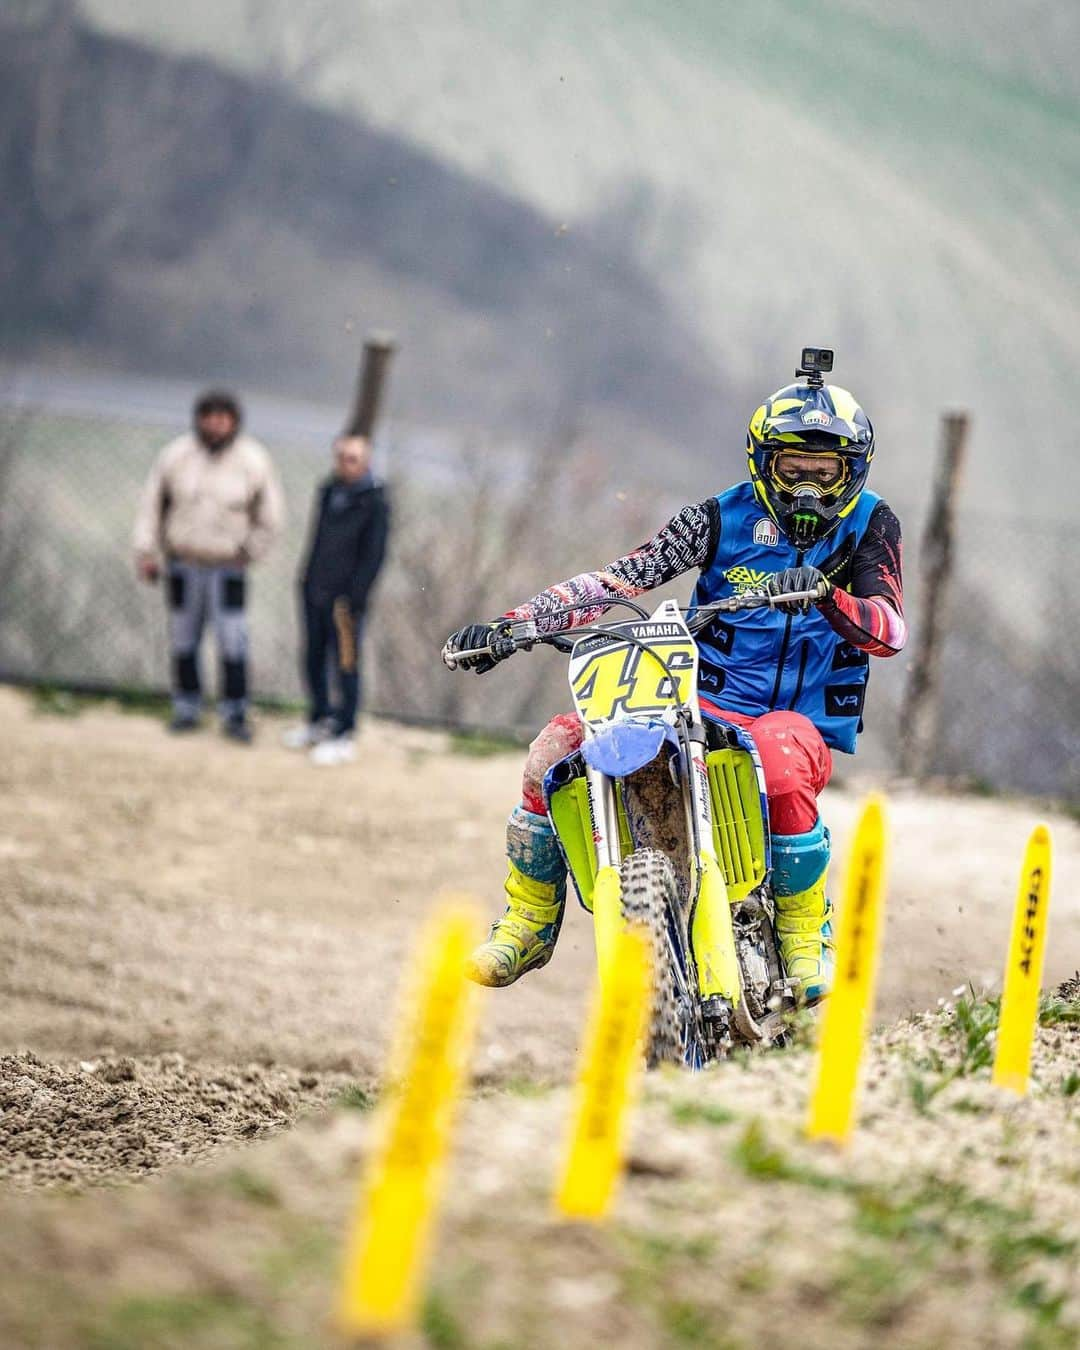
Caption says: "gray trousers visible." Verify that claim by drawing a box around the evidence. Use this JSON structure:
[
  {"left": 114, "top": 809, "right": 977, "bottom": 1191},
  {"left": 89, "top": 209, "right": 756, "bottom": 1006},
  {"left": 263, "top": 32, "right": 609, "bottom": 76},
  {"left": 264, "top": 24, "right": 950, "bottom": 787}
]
[{"left": 167, "top": 560, "right": 249, "bottom": 721}]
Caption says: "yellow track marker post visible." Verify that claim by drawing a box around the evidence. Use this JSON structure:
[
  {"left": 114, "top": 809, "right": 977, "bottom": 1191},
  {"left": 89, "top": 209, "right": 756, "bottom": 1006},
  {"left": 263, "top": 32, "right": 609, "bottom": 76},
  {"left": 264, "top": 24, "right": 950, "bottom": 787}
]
[
  {"left": 805, "top": 795, "right": 889, "bottom": 1145},
  {"left": 555, "top": 927, "right": 652, "bottom": 1220},
  {"left": 337, "top": 902, "right": 480, "bottom": 1340},
  {"left": 992, "top": 825, "right": 1053, "bottom": 1096}
]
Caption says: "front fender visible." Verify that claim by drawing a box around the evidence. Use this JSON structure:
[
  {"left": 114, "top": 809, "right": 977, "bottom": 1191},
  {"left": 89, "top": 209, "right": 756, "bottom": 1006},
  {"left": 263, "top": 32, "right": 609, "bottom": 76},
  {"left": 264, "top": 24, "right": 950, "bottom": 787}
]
[{"left": 580, "top": 719, "right": 673, "bottom": 778}]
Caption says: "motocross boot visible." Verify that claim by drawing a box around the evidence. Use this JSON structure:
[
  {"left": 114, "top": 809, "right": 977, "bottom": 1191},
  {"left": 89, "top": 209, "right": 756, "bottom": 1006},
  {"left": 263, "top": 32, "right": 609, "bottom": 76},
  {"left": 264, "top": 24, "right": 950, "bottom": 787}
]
[
  {"left": 465, "top": 805, "right": 567, "bottom": 987},
  {"left": 772, "top": 819, "right": 834, "bottom": 1004}
]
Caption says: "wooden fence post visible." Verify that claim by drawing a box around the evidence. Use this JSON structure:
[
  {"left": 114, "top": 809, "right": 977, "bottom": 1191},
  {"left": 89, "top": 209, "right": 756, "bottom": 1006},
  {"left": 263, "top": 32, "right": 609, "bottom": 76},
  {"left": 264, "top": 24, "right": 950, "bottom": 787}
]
[
  {"left": 898, "top": 411, "right": 970, "bottom": 780},
  {"left": 347, "top": 332, "right": 397, "bottom": 438}
]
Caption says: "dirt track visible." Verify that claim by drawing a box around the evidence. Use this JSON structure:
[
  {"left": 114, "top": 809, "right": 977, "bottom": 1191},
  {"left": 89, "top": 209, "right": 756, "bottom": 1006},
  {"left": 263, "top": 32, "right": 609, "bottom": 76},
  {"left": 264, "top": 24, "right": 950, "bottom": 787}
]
[
  {"left": 2, "top": 686, "right": 1079, "bottom": 1190},
  {"left": 3, "top": 687, "right": 1080, "bottom": 1347}
]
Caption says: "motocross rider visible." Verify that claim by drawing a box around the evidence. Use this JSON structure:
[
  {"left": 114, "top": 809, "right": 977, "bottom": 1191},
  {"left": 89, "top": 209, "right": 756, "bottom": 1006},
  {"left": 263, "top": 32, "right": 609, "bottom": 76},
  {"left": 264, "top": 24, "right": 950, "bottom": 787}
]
[{"left": 444, "top": 361, "right": 906, "bottom": 1003}]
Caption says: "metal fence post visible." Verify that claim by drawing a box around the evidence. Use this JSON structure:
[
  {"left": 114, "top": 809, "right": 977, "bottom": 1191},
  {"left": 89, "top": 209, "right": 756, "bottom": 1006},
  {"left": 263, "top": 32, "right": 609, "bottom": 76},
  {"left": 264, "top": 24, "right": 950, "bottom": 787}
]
[{"left": 898, "top": 411, "right": 970, "bottom": 779}]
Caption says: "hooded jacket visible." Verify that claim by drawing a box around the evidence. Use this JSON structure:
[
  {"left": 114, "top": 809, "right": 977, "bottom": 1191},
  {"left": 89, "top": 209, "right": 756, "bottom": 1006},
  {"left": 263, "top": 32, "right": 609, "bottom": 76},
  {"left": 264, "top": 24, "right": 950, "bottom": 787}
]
[{"left": 300, "top": 474, "right": 390, "bottom": 613}]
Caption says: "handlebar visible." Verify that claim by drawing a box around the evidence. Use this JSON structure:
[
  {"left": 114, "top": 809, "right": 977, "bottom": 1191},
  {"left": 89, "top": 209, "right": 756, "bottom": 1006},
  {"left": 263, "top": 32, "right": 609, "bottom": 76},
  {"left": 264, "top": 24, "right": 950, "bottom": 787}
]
[
  {"left": 441, "top": 583, "right": 828, "bottom": 671},
  {"left": 441, "top": 619, "right": 539, "bottom": 670}
]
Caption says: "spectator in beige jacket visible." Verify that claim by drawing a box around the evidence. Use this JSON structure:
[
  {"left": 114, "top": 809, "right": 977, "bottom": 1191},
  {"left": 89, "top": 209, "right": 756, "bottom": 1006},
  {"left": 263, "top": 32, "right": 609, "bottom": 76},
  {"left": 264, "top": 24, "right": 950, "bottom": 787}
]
[{"left": 133, "top": 390, "right": 284, "bottom": 741}]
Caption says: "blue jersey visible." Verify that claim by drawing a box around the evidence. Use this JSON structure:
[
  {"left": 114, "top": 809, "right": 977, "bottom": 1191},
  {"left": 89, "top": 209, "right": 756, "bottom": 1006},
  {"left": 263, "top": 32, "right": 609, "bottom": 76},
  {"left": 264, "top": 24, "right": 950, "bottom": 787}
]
[{"left": 689, "top": 483, "right": 882, "bottom": 753}]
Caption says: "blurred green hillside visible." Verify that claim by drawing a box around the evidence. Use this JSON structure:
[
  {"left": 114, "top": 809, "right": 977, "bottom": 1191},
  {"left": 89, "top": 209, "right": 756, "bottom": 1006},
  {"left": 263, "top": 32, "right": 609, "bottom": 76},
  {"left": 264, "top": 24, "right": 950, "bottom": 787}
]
[
  {"left": 77, "top": 0, "right": 1080, "bottom": 519},
  {"left": 1, "top": 3, "right": 738, "bottom": 480}
]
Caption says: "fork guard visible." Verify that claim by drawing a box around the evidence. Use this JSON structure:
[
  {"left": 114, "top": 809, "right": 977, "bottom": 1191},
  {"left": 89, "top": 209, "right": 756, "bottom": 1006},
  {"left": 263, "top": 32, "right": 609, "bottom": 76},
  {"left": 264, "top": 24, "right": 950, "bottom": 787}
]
[{"left": 691, "top": 852, "right": 742, "bottom": 1001}]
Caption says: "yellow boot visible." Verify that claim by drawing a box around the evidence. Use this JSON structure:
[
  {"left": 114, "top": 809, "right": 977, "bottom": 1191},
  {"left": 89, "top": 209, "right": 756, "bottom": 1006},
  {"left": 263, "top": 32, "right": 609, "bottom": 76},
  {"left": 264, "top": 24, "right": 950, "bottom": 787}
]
[
  {"left": 466, "top": 806, "right": 567, "bottom": 988},
  {"left": 772, "top": 821, "right": 835, "bottom": 1004}
]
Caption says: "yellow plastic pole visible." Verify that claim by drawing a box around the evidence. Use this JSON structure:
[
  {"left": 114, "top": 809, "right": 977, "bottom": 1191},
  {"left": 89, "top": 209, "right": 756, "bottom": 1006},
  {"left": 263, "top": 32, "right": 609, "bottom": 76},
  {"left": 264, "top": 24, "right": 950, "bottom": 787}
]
[
  {"left": 555, "top": 926, "right": 652, "bottom": 1220},
  {"left": 805, "top": 795, "right": 889, "bottom": 1145},
  {"left": 992, "top": 825, "right": 1053, "bottom": 1096},
  {"left": 337, "top": 902, "right": 480, "bottom": 1339}
]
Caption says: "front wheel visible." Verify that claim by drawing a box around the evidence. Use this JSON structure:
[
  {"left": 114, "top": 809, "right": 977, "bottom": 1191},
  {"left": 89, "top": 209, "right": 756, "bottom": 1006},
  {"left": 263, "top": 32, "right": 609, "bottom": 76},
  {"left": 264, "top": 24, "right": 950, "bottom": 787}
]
[{"left": 619, "top": 849, "right": 704, "bottom": 1068}]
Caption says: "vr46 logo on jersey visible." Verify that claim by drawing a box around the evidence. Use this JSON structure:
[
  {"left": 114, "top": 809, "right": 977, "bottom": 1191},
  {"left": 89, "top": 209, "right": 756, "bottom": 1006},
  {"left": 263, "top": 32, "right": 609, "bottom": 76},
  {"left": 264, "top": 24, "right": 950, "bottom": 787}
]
[{"left": 724, "top": 565, "right": 773, "bottom": 596}]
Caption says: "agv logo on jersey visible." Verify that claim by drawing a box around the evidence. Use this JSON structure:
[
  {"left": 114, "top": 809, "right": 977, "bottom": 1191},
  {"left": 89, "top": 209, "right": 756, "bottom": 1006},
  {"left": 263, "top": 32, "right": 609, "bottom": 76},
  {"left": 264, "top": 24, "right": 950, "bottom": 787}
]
[{"left": 754, "top": 518, "right": 780, "bottom": 546}]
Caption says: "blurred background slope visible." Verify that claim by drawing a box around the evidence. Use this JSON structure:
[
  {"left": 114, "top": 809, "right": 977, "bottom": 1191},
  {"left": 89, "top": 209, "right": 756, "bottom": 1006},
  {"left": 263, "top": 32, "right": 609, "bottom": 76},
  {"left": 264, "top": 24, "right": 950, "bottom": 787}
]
[
  {"left": 68, "top": 0, "right": 1080, "bottom": 516},
  {"left": 1, "top": 0, "right": 1077, "bottom": 794}
]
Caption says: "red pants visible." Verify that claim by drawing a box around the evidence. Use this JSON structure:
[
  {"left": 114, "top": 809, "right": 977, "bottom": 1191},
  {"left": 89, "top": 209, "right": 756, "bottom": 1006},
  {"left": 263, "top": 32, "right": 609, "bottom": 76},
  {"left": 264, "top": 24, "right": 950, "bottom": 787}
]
[{"left": 521, "top": 709, "right": 832, "bottom": 835}]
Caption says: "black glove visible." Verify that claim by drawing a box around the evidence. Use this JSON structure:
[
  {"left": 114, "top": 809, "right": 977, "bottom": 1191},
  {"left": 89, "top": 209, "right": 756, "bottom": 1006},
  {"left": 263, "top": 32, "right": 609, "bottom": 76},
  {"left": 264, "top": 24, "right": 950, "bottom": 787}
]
[
  {"left": 443, "top": 621, "right": 514, "bottom": 674},
  {"left": 765, "top": 566, "right": 831, "bottom": 614}
]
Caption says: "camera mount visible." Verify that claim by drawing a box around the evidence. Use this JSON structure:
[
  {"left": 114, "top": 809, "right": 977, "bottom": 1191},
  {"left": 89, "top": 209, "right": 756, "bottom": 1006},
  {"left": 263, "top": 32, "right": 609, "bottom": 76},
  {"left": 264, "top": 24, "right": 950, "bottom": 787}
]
[{"left": 796, "top": 346, "right": 834, "bottom": 389}]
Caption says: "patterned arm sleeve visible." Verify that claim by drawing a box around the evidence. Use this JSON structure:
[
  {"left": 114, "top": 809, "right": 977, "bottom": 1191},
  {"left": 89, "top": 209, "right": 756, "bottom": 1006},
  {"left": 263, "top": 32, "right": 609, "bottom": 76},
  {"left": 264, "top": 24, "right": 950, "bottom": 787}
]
[
  {"left": 506, "top": 499, "right": 721, "bottom": 635},
  {"left": 819, "top": 501, "right": 908, "bottom": 657}
]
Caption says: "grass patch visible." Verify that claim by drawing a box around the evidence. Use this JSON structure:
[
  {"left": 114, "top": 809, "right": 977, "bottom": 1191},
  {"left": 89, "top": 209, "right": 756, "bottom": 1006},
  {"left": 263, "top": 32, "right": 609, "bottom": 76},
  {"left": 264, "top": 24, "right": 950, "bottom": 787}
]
[
  {"left": 835, "top": 1247, "right": 920, "bottom": 1329},
  {"left": 447, "top": 729, "right": 522, "bottom": 758},
  {"left": 337, "top": 1083, "right": 376, "bottom": 1111},
  {"left": 28, "top": 683, "right": 171, "bottom": 719},
  {"left": 1060, "top": 1071, "right": 1080, "bottom": 1097},
  {"left": 500, "top": 1075, "right": 554, "bottom": 1098},
  {"left": 907, "top": 1070, "right": 950, "bottom": 1115},
  {"left": 85, "top": 1292, "right": 291, "bottom": 1350},
  {"left": 1012, "top": 1279, "right": 1069, "bottom": 1333},
  {"left": 620, "top": 1230, "right": 717, "bottom": 1268},
  {"left": 224, "top": 1167, "right": 281, "bottom": 1207},
  {"left": 906, "top": 988, "right": 1080, "bottom": 1115},
  {"left": 730, "top": 1120, "right": 844, "bottom": 1192},
  {"left": 421, "top": 1290, "right": 469, "bottom": 1350},
  {"left": 948, "top": 991, "right": 998, "bottom": 1072},
  {"left": 22, "top": 680, "right": 304, "bottom": 720},
  {"left": 660, "top": 1298, "right": 738, "bottom": 1348},
  {"left": 948, "top": 1095, "right": 990, "bottom": 1115},
  {"left": 259, "top": 1222, "right": 338, "bottom": 1291},
  {"left": 905, "top": 991, "right": 1000, "bottom": 1111},
  {"left": 617, "top": 1233, "right": 729, "bottom": 1347},
  {"left": 1039, "top": 995, "right": 1080, "bottom": 1027},
  {"left": 730, "top": 1118, "right": 1076, "bottom": 1338},
  {"left": 30, "top": 684, "right": 85, "bottom": 716},
  {"left": 668, "top": 1099, "right": 736, "bottom": 1128}
]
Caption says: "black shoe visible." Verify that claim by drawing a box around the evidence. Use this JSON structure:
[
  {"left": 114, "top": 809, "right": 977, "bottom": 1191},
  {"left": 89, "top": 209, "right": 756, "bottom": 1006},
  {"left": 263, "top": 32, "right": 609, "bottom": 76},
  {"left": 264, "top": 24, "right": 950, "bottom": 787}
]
[
  {"left": 223, "top": 717, "right": 254, "bottom": 744},
  {"left": 169, "top": 712, "right": 200, "bottom": 734}
]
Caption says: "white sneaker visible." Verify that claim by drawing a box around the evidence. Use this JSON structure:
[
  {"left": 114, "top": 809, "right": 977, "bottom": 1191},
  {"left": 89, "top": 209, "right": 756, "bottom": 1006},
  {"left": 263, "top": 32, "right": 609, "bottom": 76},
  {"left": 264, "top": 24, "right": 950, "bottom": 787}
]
[
  {"left": 281, "top": 721, "right": 331, "bottom": 750},
  {"left": 310, "top": 735, "right": 357, "bottom": 767}
]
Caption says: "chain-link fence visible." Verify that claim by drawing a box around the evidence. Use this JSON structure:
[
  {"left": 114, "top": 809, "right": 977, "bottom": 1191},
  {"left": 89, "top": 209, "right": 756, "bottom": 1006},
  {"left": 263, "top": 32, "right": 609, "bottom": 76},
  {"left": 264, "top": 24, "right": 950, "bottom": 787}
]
[
  {"left": 0, "top": 399, "right": 657, "bottom": 740},
  {"left": 1, "top": 401, "right": 1076, "bottom": 802}
]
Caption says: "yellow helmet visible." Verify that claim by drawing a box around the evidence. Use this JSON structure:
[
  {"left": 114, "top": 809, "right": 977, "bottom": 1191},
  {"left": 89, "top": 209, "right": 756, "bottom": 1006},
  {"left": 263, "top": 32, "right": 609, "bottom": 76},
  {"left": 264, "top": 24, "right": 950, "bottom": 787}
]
[{"left": 747, "top": 375, "right": 874, "bottom": 548}]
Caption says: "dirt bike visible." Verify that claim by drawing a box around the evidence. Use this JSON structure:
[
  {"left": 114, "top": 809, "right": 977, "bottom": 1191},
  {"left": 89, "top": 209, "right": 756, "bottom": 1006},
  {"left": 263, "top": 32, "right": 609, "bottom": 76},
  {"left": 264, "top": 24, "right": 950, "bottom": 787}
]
[{"left": 442, "top": 587, "right": 825, "bottom": 1067}]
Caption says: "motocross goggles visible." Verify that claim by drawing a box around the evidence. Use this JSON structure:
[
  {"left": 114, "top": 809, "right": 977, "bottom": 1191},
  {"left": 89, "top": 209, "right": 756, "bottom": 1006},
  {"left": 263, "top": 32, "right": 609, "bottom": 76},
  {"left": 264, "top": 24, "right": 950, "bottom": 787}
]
[
  {"left": 759, "top": 442, "right": 864, "bottom": 548},
  {"left": 766, "top": 447, "right": 850, "bottom": 499}
]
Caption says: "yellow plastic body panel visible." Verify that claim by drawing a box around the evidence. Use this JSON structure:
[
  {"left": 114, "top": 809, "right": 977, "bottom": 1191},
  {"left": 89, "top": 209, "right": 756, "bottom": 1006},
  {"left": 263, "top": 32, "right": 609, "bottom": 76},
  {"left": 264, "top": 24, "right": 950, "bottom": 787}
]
[
  {"left": 591, "top": 866, "right": 624, "bottom": 983},
  {"left": 690, "top": 851, "right": 741, "bottom": 1000},
  {"left": 548, "top": 776, "right": 632, "bottom": 913},
  {"left": 706, "top": 748, "right": 767, "bottom": 901}
]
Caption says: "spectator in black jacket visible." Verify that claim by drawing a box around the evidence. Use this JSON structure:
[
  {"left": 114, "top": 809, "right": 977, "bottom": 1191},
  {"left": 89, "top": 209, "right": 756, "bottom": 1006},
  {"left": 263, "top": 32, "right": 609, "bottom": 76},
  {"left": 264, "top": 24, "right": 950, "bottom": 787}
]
[{"left": 283, "top": 435, "right": 390, "bottom": 765}]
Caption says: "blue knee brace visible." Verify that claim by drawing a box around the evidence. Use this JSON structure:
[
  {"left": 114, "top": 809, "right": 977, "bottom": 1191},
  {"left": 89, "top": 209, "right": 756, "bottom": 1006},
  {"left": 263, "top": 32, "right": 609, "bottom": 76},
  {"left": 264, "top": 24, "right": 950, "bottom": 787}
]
[
  {"left": 771, "top": 818, "right": 831, "bottom": 897},
  {"left": 507, "top": 805, "right": 567, "bottom": 886}
]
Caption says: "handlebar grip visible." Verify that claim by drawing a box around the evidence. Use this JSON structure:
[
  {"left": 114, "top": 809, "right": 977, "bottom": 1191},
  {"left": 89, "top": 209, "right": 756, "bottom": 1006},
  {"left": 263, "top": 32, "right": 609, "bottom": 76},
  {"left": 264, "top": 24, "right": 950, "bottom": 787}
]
[{"left": 442, "top": 642, "right": 493, "bottom": 670}]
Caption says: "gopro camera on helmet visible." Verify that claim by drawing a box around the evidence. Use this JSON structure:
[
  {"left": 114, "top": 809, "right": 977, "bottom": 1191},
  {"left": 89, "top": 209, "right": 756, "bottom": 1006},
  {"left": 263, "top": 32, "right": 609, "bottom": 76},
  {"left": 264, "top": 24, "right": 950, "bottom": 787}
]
[{"left": 796, "top": 347, "right": 834, "bottom": 387}]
